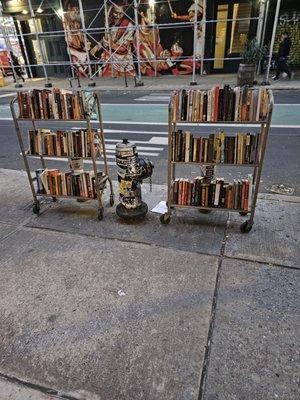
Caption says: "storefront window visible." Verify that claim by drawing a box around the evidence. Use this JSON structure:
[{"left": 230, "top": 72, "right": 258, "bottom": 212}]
[
  {"left": 229, "top": 3, "right": 251, "bottom": 54},
  {"left": 214, "top": 4, "right": 228, "bottom": 69}
]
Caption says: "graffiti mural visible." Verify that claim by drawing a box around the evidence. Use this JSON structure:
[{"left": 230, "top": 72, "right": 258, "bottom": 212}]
[{"left": 62, "top": 0, "right": 205, "bottom": 77}]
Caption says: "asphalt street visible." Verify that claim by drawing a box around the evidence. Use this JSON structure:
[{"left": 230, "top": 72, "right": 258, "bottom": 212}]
[{"left": 0, "top": 89, "right": 299, "bottom": 195}]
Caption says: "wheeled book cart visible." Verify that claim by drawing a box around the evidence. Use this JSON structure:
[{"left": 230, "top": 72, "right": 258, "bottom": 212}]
[
  {"left": 11, "top": 91, "right": 114, "bottom": 220},
  {"left": 160, "top": 89, "right": 274, "bottom": 233}
]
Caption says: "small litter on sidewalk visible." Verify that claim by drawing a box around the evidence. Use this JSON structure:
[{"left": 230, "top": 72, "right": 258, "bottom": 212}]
[
  {"left": 117, "top": 289, "right": 126, "bottom": 297},
  {"left": 266, "top": 184, "right": 295, "bottom": 196},
  {"left": 151, "top": 201, "right": 168, "bottom": 214}
]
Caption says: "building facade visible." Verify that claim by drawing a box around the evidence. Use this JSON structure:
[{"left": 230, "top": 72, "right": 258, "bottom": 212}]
[{"left": 0, "top": 0, "right": 299, "bottom": 80}]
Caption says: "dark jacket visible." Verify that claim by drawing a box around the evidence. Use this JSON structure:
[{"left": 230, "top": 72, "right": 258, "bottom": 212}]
[{"left": 278, "top": 37, "right": 292, "bottom": 58}]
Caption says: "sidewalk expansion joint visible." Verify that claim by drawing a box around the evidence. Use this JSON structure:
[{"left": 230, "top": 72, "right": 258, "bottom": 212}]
[
  {"left": 223, "top": 254, "right": 299, "bottom": 271},
  {"left": 0, "top": 216, "right": 34, "bottom": 244},
  {"left": 0, "top": 372, "right": 80, "bottom": 400},
  {"left": 23, "top": 223, "right": 220, "bottom": 258},
  {"left": 198, "top": 216, "right": 230, "bottom": 400}
]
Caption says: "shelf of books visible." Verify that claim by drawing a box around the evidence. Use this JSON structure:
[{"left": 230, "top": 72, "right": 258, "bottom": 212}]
[
  {"left": 160, "top": 86, "right": 274, "bottom": 233},
  {"left": 11, "top": 88, "right": 114, "bottom": 220}
]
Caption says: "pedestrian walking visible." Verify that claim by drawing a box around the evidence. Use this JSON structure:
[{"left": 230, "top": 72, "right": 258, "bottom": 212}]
[
  {"left": 272, "top": 32, "right": 292, "bottom": 80},
  {"left": 10, "top": 52, "right": 25, "bottom": 82}
]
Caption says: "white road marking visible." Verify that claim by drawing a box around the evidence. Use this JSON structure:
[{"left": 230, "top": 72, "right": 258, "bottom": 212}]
[
  {"left": 149, "top": 137, "right": 169, "bottom": 145},
  {"left": 105, "top": 149, "right": 159, "bottom": 156},
  {"left": 0, "top": 93, "right": 16, "bottom": 98},
  {"left": 105, "top": 138, "right": 163, "bottom": 145},
  {"left": 71, "top": 127, "right": 167, "bottom": 135},
  {"left": 102, "top": 103, "right": 167, "bottom": 106},
  {"left": 135, "top": 97, "right": 169, "bottom": 103},
  {"left": 100, "top": 121, "right": 300, "bottom": 129},
  {"left": 1, "top": 118, "right": 300, "bottom": 129},
  {"left": 105, "top": 143, "right": 163, "bottom": 151}
]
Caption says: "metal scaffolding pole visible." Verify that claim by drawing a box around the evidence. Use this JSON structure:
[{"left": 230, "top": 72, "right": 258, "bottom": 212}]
[
  {"left": 16, "top": 20, "right": 33, "bottom": 79},
  {"left": 77, "top": 0, "right": 95, "bottom": 86},
  {"left": 133, "top": 0, "right": 143, "bottom": 85},
  {"left": 190, "top": 0, "right": 199, "bottom": 85},
  {"left": 27, "top": 0, "right": 51, "bottom": 87},
  {"left": 58, "top": 0, "right": 75, "bottom": 79},
  {"left": 260, "top": 0, "right": 270, "bottom": 76},
  {"left": 265, "top": 0, "right": 282, "bottom": 84},
  {"left": 256, "top": 1, "right": 264, "bottom": 44},
  {"left": 104, "top": 0, "right": 115, "bottom": 78},
  {"left": 200, "top": 0, "right": 206, "bottom": 76}
]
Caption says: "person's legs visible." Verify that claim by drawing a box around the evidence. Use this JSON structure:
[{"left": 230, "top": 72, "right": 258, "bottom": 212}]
[
  {"left": 281, "top": 58, "right": 291, "bottom": 78},
  {"left": 274, "top": 58, "right": 283, "bottom": 79}
]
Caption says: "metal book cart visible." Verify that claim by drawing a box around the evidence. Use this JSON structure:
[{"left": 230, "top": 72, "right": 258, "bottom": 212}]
[
  {"left": 160, "top": 89, "right": 274, "bottom": 233},
  {"left": 10, "top": 90, "right": 114, "bottom": 220}
]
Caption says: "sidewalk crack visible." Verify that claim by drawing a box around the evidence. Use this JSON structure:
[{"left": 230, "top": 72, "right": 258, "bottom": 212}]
[
  {"left": 0, "top": 372, "right": 80, "bottom": 400},
  {"left": 197, "top": 215, "right": 230, "bottom": 400}
]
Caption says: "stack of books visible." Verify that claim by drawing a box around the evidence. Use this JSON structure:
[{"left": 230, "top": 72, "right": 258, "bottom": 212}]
[
  {"left": 28, "top": 128, "right": 98, "bottom": 157},
  {"left": 171, "top": 131, "right": 260, "bottom": 164},
  {"left": 172, "top": 176, "right": 253, "bottom": 211},
  {"left": 171, "top": 86, "right": 270, "bottom": 122},
  {"left": 39, "top": 169, "right": 100, "bottom": 198},
  {"left": 17, "top": 88, "right": 87, "bottom": 120}
]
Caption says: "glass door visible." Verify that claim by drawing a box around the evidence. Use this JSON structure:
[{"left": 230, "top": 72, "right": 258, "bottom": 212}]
[
  {"left": 213, "top": 1, "right": 253, "bottom": 73},
  {"left": 214, "top": 4, "right": 229, "bottom": 70}
]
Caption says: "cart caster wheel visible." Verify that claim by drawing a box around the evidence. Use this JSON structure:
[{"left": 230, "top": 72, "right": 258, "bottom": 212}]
[
  {"left": 97, "top": 208, "right": 104, "bottom": 221},
  {"left": 240, "top": 220, "right": 253, "bottom": 233},
  {"left": 52, "top": 197, "right": 57, "bottom": 202},
  {"left": 160, "top": 213, "right": 171, "bottom": 225},
  {"left": 33, "top": 202, "right": 40, "bottom": 215},
  {"left": 109, "top": 195, "right": 114, "bottom": 207},
  {"left": 239, "top": 211, "right": 248, "bottom": 216}
]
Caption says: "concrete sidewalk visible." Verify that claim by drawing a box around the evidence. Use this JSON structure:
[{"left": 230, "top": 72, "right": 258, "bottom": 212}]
[
  {"left": 0, "top": 168, "right": 299, "bottom": 400},
  {"left": 1, "top": 72, "right": 300, "bottom": 92}
]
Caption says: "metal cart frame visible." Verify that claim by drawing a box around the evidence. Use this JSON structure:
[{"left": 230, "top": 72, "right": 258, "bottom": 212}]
[
  {"left": 10, "top": 90, "right": 114, "bottom": 220},
  {"left": 160, "top": 89, "right": 274, "bottom": 233}
]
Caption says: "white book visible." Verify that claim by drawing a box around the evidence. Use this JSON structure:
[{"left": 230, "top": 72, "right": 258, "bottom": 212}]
[
  {"left": 40, "top": 169, "right": 50, "bottom": 194},
  {"left": 185, "top": 131, "right": 191, "bottom": 162},
  {"left": 207, "top": 90, "right": 211, "bottom": 122},
  {"left": 51, "top": 89, "right": 59, "bottom": 119},
  {"left": 256, "top": 87, "right": 262, "bottom": 122},
  {"left": 247, "top": 173, "right": 253, "bottom": 210},
  {"left": 214, "top": 181, "right": 221, "bottom": 207},
  {"left": 234, "top": 87, "right": 239, "bottom": 121}
]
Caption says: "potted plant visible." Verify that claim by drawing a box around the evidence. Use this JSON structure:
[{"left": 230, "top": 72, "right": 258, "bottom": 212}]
[{"left": 237, "top": 38, "right": 267, "bottom": 86}]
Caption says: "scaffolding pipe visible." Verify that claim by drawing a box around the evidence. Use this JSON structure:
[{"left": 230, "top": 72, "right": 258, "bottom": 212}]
[
  {"left": 133, "top": 0, "right": 142, "bottom": 83},
  {"left": 58, "top": 0, "right": 75, "bottom": 79},
  {"left": 191, "top": 0, "right": 199, "bottom": 84},
  {"left": 16, "top": 19, "right": 33, "bottom": 78},
  {"left": 265, "top": 0, "right": 282, "bottom": 83},
  {"left": 201, "top": 0, "right": 207, "bottom": 76},
  {"left": 6, "top": 16, "right": 261, "bottom": 38},
  {"left": 77, "top": 0, "right": 94, "bottom": 84},
  {"left": 104, "top": 0, "right": 115, "bottom": 77},
  {"left": 27, "top": 0, "right": 50, "bottom": 85}
]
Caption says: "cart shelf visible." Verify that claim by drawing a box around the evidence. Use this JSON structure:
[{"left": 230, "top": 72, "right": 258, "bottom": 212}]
[
  {"left": 11, "top": 90, "right": 114, "bottom": 220},
  {"left": 161, "top": 88, "right": 274, "bottom": 233}
]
